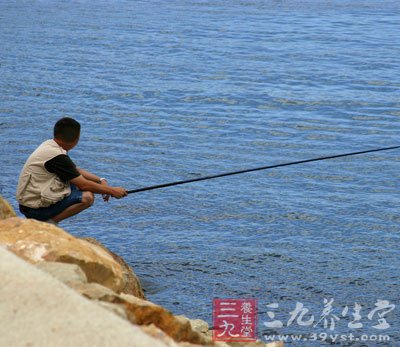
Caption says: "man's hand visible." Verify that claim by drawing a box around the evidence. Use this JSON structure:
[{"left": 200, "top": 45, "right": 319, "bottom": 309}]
[
  {"left": 70, "top": 175, "right": 128, "bottom": 199},
  {"left": 110, "top": 187, "right": 128, "bottom": 199},
  {"left": 100, "top": 179, "right": 111, "bottom": 202}
]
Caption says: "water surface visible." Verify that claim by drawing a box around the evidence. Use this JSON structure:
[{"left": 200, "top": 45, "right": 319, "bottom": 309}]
[{"left": 1, "top": 1, "right": 399, "bottom": 345}]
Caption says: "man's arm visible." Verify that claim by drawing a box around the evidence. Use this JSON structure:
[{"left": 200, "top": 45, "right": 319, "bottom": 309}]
[
  {"left": 70, "top": 175, "right": 127, "bottom": 199},
  {"left": 76, "top": 168, "right": 112, "bottom": 201},
  {"left": 77, "top": 168, "right": 102, "bottom": 183},
  {"left": 44, "top": 156, "right": 126, "bottom": 199}
]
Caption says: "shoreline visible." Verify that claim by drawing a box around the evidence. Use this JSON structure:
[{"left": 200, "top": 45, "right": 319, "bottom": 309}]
[{"left": 0, "top": 195, "right": 283, "bottom": 347}]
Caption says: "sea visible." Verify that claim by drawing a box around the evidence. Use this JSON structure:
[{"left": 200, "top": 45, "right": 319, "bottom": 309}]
[{"left": 0, "top": 1, "right": 399, "bottom": 345}]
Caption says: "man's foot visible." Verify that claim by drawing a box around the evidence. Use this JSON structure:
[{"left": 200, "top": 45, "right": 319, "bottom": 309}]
[{"left": 45, "top": 219, "right": 59, "bottom": 226}]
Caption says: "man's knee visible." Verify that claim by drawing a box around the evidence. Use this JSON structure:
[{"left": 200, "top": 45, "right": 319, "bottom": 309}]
[{"left": 81, "top": 192, "right": 95, "bottom": 207}]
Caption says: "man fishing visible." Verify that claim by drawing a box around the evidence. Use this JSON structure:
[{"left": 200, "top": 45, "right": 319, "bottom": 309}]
[{"left": 16, "top": 117, "right": 128, "bottom": 224}]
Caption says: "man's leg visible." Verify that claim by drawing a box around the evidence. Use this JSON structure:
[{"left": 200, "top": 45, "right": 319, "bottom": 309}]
[{"left": 52, "top": 191, "right": 94, "bottom": 223}]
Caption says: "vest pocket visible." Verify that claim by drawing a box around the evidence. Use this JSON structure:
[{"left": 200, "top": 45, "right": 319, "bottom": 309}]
[{"left": 40, "top": 176, "right": 71, "bottom": 207}]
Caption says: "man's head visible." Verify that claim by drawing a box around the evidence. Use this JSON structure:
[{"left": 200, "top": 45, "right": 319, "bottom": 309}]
[{"left": 53, "top": 117, "right": 81, "bottom": 150}]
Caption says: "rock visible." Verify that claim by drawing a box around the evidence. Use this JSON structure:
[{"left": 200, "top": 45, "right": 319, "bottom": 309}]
[
  {"left": 69, "top": 282, "right": 122, "bottom": 303},
  {"left": 175, "top": 315, "right": 209, "bottom": 334},
  {"left": 0, "top": 195, "right": 16, "bottom": 220},
  {"left": 0, "top": 217, "right": 125, "bottom": 293},
  {"left": 0, "top": 246, "right": 174, "bottom": 347},
  {"left": 120, "top": 294, "right": 213, "bottom": 345},
  {"left": 35, "top": 261, "right": 88, "bottom": 285},
  {"left": 141, "top": 324, "right": 210, "bottom": 347},
  {"left": 67, "top": 282, "right": 135, "bottom": 322},
  {"left": 190, "top": 319, "right": 209, "bottom": 334},
  {"left": 97, "top": 301, "right": 128, "bottom": 321},
  {"left": 63, "top": 284, "right": 212, "bottom": 345},
  {"left": 141, "top": 324, "right": 180, "bottom": 347},
  {"left": 265, "top": 343, "right": 285, "bottom": 347},
  {"left": 81, "top": 236, "right": 145, "bottom": 298}
]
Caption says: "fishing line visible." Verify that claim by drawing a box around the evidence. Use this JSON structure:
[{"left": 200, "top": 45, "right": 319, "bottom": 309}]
[{"left": 127, "top": 145, "right": 400, "bottom": 195}]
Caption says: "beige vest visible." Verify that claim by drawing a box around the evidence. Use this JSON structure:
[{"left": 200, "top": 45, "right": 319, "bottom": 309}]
[{"left": 16, "top": 139, "right": 72, "bottom": 208}]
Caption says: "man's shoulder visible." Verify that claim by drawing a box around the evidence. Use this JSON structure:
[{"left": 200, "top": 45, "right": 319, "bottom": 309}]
[
  {"left": 37, "top": 139, "right": 54, "bottom": 148},
  {"left": 32, "top": 139, "right": 67, "bottom": 157}
]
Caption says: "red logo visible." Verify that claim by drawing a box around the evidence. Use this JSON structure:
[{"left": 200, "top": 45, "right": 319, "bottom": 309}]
[{"left": 213, "top": 298, "right": 258, "bottom": 342}]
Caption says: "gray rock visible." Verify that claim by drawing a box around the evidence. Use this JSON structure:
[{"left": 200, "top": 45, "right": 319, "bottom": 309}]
[
  {"left": 0, "top": 246, "right": 175, "bottom": 347},
  {"left": 35, "top": 261, "right": 88, "bottom": 285},
  {"left": 175, "top": 315, "right": 209, "bottom": 333},
  {"left": 0, "top": 195, "right": 16, "bottom": 220},
  {"left": 97, "top": 301, "right": 128, "bottom": 320},
  {"left": 68, "top": 282, "right": 120, "bottom": 302}
]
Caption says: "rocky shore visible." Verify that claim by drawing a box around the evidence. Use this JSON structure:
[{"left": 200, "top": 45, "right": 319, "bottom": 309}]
[{"left": 0, "top": 195, "right": 284, "bottom": 347}]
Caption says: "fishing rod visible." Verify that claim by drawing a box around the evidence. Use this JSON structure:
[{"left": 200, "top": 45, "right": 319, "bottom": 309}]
[{"left": 127, "top": 145, "right": 400, "bottom": 195}]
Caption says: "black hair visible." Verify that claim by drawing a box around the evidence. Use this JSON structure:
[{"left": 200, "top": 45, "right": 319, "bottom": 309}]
[{"left": 53, "top": 117, "right": 81, "bottom": 142}]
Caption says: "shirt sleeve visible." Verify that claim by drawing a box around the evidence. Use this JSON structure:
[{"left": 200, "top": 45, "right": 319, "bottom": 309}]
[{"left": 44, "top": 154, "right": 80, "bottom": 182}]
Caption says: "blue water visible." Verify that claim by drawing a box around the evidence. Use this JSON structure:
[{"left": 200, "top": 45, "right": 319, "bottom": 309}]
[{"left": 1, "top": 1, "right": 399, "bottom": 345}]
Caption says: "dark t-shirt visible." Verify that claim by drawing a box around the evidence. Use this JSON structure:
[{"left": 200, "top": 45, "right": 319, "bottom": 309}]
[{"left": 44, "top": 154, "right": 80, "bottom": 182}]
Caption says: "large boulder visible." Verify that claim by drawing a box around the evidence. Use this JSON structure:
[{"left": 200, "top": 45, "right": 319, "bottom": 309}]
[
  {"left": 63, "top": 280, "right": 213, "bottom": 346},
  {"left": 35, "top": 261, "right": 88, "bottom": 285},
  {"left": 0, "top": 246, "right": 174, "bottom": 347},
  {"left": 120, "top": 294, "right": 213, "bottom": 345},
  {"left": 0, "top": 195, "right": 16, "bottom": 219},
  {"left": 0, "top": 217, "right": 126, "bottom": 293},
  {"left": 81, "top": 237, "right": 145, "bottom": 298}
]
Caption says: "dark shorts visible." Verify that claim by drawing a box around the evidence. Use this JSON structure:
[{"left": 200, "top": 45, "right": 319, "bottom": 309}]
[{"left": 19, "top": 185, "right": 83, "bottom": 221}]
